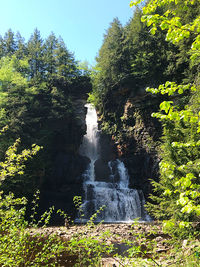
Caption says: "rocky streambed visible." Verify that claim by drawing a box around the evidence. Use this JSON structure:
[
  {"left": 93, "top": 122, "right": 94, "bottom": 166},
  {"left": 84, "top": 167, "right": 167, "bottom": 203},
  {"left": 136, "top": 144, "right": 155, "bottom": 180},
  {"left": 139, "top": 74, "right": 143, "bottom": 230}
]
[{"left": 27, "top": 222, "right": 200, "bottom": 266}]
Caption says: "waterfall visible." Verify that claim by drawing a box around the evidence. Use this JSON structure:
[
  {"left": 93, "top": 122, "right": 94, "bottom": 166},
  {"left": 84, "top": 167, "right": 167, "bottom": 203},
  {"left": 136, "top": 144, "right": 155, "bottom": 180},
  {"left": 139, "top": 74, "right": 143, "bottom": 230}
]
[
  {"left": 79, "top": 103, "right": 99, "bottom": 181},
  {"left": 79, "top": 104, "right": 150, "bottom": 222}
]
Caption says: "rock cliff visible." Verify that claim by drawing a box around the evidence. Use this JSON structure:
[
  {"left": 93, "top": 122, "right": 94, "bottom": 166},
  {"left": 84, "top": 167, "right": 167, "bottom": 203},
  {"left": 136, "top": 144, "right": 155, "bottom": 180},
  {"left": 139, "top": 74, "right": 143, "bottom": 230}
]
[
  {"left": 39, "top": 97, "right": 89, "bottom": 223},
  {"left": 98, "top": 89, "right": 162, "bottom": 200}
]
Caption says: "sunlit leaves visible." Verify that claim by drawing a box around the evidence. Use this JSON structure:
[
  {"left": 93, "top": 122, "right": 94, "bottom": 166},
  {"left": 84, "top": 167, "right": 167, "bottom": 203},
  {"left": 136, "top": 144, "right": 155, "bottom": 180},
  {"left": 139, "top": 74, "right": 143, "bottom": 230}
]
[
  {"left": 0, "top": 138, "right": 41, "bottom": 182},
  {"left": 132, "top": 0, "right": 200, "bottom": 67},
  {"left": 160, "top": 101, "right": 173, "bottom": 113},
  {"left": 163, "top": 189, "right": 172, "bottom": 196},
  {"left": 162, "top": 220, "right": 175, "bottom": 232},
  {"left": 147, "top": 81, "right": 191, "bottom": 96},
  {"left": 134, "top": 0, "right": 200, "bottom": 232},
  {"left": 0, "top": 56, "right": 28, "bottom": 90},
  {"left": 159, "top": 161, "right": 175, "bottom": 179},
  {"left": 130, "top": 0, "right": 143, "bottom": 7}
]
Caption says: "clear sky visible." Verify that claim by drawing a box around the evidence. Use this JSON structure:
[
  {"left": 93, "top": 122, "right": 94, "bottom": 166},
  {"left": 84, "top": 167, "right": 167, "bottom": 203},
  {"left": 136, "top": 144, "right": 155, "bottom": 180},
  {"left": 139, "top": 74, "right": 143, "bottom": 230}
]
[{"left": 0, "top": 0, "right": 134, "bottom": 65}]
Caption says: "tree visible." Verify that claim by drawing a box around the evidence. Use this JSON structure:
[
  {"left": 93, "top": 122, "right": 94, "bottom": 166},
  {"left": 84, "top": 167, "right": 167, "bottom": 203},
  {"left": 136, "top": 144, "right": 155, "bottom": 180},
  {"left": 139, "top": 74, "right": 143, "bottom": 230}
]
[
  {"left": 96, "top": 18, "right": 130, "bottom": 88},
  {"left": 4, "top": 29, "right": 16, "bottom": 56},
  {"left": 0, "top": 36, "right": 4, "bottom": 59},
  {"left": 126, "top": 7, "right": 185, "bottom": 89},
  {"left": 55, "top": 37, "right": 78, "bottom": 84},
  {"left": 15, "top": 32, "right": 27, "bottom": 60},
  {"left": 43, "top": 33, "right": 57, "bottom": 80},
  {"left": 27, "top": 28, "right": 45, "bottom": 82},
  {"left": 0, "top": 29, "right": 91, "bottom": 198},
  {"left": 131, "top": 0, "right": 200, "bottom": 234}
]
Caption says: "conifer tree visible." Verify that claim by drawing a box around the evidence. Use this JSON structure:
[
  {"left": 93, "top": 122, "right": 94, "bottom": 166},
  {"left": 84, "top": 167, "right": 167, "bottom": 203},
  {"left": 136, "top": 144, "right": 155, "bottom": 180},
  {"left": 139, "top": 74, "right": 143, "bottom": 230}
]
[
  {"left": 44, "top": 33, "right": 57, "bottom": 80},
  {"left": 96, "top": 18, "right": 130, "bottom": 88},
  {"left": 4, "top": 29, "right": 16, "bottom": 56},
  {"left": 0, "top": 36, "right": 4, "bottom": 59},
  {"left": 27, "top": 29, "right": 45, "bottom": 81},
  {"left": 15, "top": 32, "right": 27, "bottom": 60},
  {"left": 55, "top": 37, "right": 78, "bottom": 85}
]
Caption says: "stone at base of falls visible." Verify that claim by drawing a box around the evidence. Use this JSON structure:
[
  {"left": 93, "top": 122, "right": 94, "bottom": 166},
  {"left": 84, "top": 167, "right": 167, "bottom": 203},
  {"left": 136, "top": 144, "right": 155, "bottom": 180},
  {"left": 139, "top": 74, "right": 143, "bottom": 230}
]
[
  {"left": 50, "top": 153, "right": 90, "bottom": 190},
  {"left": 94, "top": 158, "right": 111, "bottom": 182},
  {"left": 94, "top": 158, "right": 121, "bottom": 183},
  {"left": 38, "top": 153, "right": 90, "bottom": 224},
  {"left": 99, "top": 133, "right": 116, "bottom": 161}
]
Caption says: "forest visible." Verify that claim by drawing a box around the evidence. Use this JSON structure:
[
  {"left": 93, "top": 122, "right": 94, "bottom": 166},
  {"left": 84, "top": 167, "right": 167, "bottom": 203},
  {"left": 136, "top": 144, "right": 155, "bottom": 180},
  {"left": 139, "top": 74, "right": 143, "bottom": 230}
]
[{"left": 0, "top": 0, "right": 200, "bottom": 266}]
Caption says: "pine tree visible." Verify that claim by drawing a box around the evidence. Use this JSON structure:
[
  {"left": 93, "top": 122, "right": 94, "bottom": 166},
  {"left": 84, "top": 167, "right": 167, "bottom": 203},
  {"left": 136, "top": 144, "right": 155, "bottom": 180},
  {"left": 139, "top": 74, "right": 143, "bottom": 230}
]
[
  {"left": 15, "top": 32, "right": 27, "bottom": 59},
  {"left": 27, "top": 29, "right": 45, "bottom": 82},
  {"left": 55, "top": 37, "right": 78, "bottom": 85},
  {"left": 0, "top": 35, "right": 4, "bottom": 59},
  {"left": 96, "top": 18, "right": 130, "bottom": 88},
  {"left": 4, "top": 29, "right": 16, "bottom": 56},
  {"left": 43, "top": 33, "right": 57, "bottom": 80}
]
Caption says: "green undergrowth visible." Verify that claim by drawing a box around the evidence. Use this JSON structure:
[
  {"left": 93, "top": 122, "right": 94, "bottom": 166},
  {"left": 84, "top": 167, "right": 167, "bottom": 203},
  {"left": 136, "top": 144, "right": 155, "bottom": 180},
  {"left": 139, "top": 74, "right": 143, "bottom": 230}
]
[
  {"left": 0, "top": 191, "right": 65, "bottom": 267},
  {"left": 0, "top": 192, "right": 200, "bottom": 266}
]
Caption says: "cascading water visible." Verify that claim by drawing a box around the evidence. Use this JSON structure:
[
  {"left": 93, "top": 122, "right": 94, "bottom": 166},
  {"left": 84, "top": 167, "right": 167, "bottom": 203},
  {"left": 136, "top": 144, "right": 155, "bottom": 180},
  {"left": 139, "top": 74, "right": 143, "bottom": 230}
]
[
  {"left": 79, "top": 103, "right": 99, "bottom": 182},
  {"left": 79, "top": 104, "right": 150, "bottom": 222}
]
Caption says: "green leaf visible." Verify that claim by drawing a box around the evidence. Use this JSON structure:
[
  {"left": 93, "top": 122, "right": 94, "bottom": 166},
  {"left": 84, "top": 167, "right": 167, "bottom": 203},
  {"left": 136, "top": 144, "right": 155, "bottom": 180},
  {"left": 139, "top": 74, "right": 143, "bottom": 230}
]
[{"left": 160, "top": 101, "right": 173, "bottom": 113}]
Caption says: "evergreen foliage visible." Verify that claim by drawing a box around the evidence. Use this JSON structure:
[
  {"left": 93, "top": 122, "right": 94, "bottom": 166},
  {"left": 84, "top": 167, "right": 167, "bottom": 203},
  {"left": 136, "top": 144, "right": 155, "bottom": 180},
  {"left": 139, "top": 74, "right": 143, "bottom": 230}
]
[{"left": 89, "top": 4, "right": 190, "bottom": 111}]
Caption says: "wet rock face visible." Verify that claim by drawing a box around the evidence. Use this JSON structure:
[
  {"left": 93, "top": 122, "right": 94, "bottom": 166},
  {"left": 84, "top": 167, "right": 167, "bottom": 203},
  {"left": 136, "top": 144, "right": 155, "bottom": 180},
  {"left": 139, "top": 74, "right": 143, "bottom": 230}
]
[
  {"left": 40, "top": 98, "right": 89, "bottom": 221},
  {"left": 118, "top": 94, "right": 161, "bottom": 198},
  {"left": 99, "top": 133, "right": 117, "bottom": 161},
  {"left": 48, "top": 98, "right": 88, "bottom": 191},
  {"left": 93, "top": 132, "right": 118, "bottom": 182},
  {"left": 125, "top": 153, "right": 160, "bottom": 199},
  {"left": 98, "top": 90, "right": 162, "bottom": 198},
  {"left": 51, "top": 153, "right": 90, "bottom": 189},
  {"left": 94, "top": 158, "right": 111, "bottom": 182}
]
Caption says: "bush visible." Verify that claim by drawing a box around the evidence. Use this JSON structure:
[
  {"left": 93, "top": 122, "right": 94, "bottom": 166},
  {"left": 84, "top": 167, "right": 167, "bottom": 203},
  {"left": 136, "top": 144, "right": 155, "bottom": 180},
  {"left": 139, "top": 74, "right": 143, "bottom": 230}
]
[{"left": 0, "top": 192, "right": 66, "bottom": 267}]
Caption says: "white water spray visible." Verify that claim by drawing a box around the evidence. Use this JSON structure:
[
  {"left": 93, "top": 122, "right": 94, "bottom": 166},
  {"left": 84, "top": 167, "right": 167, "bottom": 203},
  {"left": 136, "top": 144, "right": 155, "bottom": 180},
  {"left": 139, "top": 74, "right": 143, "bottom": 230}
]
[{"left": 79, "top": 104, "right": 99, "bottom": 181}]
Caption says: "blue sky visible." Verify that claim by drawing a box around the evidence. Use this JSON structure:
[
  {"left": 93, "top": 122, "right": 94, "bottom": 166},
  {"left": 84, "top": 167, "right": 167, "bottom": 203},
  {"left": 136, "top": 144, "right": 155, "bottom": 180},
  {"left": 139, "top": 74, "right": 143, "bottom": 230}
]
[{"left": 0, "top": 0, "right": 134, "bottom": 65}]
